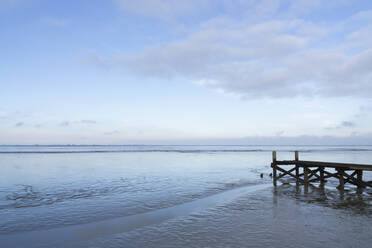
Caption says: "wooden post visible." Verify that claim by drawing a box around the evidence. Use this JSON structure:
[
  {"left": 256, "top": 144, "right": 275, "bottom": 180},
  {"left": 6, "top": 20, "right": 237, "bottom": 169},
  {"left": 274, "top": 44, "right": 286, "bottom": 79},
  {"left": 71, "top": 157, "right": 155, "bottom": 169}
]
[
  {"left": 319, "top": 182, "right": 325, "bottom": 195},
  {"left": 303, "top": 167, "right": 309, "bottom": 193},
  {"left": 295, "top": 151, "right": 299, "bottom": 161},
  {"left": 304, "top": 167, "right": 309, "bottom": 184},
  {"left": 295, "top": 151, "right": 299, "bottom": 182},
  {"left": 272, "top": 151, "right": 277, "bottom": 186},
  {"left": 319, "top": 166, "right": 324, "bottom": 184},
  {"left": 357, "top": 170, "right": 363, "bottom": 189},
  {"left": 337, "top": 168, "right": 344, "bottom": 190}
]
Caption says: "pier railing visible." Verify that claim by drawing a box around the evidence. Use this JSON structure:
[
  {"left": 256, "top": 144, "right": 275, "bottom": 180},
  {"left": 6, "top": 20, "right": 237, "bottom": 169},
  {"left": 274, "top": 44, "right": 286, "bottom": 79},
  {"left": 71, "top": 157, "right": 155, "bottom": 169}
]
[{"left": 271, "top": 151, "right": 372, "bottom": 189}]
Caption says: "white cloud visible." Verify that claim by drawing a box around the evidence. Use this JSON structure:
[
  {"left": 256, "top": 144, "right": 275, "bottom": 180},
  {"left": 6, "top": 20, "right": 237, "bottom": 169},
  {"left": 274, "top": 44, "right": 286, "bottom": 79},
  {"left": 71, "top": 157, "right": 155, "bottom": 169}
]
[
  {"left": 113, "top": 0, "right": 212, "bottom": 18},
  {"left": 104, "top": 130, "right": 120, "bottom": 135},
  {"left": 113, "top": 4, "right": 372, "bottom": 99},
  {"left": 0, "top": 110, "right": 8, "bottom": 118},
  {"left": 60, "top": 121, "right": 70, "bottom": 127},
  {"left": 14, "top": 122, "right": 24, "bottom": 127},
  {"left": 114, "top": 0, "right": 351, "bottom": 19},
  {"left": 79, "top": 120, "right": 97, "bottom": 124},
  {"left": 325, "top": 121, "right": 355, "bottom": 130},
  {"left": 59, "top": 120, "right": 97, "bottom": 127}
]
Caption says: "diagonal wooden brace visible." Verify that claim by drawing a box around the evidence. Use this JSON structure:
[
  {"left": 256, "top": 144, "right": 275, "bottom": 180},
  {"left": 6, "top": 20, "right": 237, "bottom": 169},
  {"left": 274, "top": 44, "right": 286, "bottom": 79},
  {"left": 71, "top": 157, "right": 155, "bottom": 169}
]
[
  {"left": 307, "top": 168, "right": 321, "bottom": 180},
  {"left": 339, "top": 170, "right": 365, "bottom": 188},
  {"left": 276, "top": 166, "right": 296, "bottom": 180},
  {"left": 275, "top": 166, "right": 305, "bottom": 183}
]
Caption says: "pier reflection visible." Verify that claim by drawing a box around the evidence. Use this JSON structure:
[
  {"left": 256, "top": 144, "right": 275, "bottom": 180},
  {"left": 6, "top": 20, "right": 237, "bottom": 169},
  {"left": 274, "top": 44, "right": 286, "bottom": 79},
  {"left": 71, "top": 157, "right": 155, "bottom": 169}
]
[{"left": 274, "top": 181, "right": 372, "bottom": 215}]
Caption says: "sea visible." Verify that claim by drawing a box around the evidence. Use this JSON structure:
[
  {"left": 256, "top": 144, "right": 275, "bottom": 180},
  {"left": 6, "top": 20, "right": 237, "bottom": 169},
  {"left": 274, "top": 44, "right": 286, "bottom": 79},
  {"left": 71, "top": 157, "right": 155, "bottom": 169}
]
[{"left": 0, "top": 145, "right": 371, "bottom": 247}]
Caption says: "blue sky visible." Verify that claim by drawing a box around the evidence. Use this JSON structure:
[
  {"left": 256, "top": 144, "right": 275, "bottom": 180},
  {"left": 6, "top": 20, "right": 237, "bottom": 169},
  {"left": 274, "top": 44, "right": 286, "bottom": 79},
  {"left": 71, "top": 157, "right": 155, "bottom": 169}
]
[{"left": 1, "top": 0, "right": 372, "bottom": 145}]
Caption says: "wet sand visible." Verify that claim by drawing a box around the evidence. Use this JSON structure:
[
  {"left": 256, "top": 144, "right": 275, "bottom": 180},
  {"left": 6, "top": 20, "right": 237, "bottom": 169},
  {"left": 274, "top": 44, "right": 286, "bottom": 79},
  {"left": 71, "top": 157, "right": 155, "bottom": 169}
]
[
  {"left": 1, "top": 182, "right": 371, "bottom": 247},
  {"left": 1, "top": 146, "right": 371, "bottom": 247},
  {"left": 86, "top": 183, "right": 371, "bottom": 248}
]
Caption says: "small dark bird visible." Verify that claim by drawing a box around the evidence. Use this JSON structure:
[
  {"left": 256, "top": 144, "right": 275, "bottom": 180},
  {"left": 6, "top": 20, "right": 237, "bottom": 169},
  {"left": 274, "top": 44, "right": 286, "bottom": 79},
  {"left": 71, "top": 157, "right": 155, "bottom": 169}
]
[
  {"left": 269, "top": 173, "right": 272, "bottom": 177},
  {"left": 260, "top": 173, "right": 264, "bottom": 178}
]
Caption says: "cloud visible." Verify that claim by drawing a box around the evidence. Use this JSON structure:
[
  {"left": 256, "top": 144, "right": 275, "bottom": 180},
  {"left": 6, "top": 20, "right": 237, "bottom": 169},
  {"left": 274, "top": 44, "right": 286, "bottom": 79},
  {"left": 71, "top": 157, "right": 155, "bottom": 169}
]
[
  {"left": 79, "top": 120, "right": 97, "bottom": 124},
  {"left": 113, "top": 0, "right": 350, "bottom": 20},
  {"left": 113, "top": 0, "right": 211, "bottom": 19},
  {"left": 104, "top": 130, "right": 120, "bottom": 135},
  {"left": 359, "top": 105, "right": 372, "bottom": 113},
  {"left": 79, "top": 54, "right": 117, "bottom": 70},
  {"left": 14, "top": 122, "right": 24, "bottom": 127},
  {"left": 276, "top": 130, "right": 285, "bottom": 136},
  {"left": 106, "top": 1, "right": 372, "bottom": 99},
  {"left": 0, "top": 110, "right": 8, "bottom": 119},
  {"left": 109, "top": 134, "right": 372, "bottom": 145},
  {"left": 325, "top": 121, "right": 355, "bottom": 130},
  {"left": 353, "top": 105, "right": 372, "bottom": 118},
  {"left": 60, "top": 121, "right": 70, "bottom": 127},
  {"left": 341, "top": 121, "right": 354, "bottom": 127},
  {"left": 233, "top": 134, "right": 372, "bottom": 145},
  {"left": 59, "top": 120, "right": 97, "bottom": 127}
]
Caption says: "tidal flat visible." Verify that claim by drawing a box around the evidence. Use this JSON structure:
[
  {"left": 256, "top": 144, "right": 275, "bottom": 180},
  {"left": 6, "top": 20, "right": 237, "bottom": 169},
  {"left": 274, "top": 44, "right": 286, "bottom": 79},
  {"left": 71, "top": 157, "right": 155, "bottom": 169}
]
[{"left": 0, "top": 145, "right": 371, "bottom": 247}]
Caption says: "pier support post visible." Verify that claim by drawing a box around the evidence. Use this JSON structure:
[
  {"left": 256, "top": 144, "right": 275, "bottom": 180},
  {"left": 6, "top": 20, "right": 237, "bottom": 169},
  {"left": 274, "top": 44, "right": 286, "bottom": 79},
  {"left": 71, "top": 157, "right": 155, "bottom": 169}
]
[
  {"left": 303, "top": 167, "right": 309, "bottom": 193},
  {"left": 295, "top": 151, "right": 299, "bottom": 182},
  {"left": 337, "top": 168, "right": 345, "bottom": 190},
  {"left": 319, "top": 166, "right": 325, "bottom": 184},
  {"left": 303, "top": 167, "right": 309, "bottom": 184},
  {"left": 357, "top": 170, "right": 363, "bottom": 189},
  {"left": 272, "top": 151, "right": 277, "bottom": 186}
]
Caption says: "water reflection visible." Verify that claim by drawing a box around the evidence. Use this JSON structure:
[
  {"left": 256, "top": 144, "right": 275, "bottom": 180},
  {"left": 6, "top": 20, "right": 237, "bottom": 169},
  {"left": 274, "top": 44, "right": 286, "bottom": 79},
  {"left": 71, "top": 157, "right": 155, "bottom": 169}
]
[{"left": 274, "top": 182, "right": 372, "bottom": 215}]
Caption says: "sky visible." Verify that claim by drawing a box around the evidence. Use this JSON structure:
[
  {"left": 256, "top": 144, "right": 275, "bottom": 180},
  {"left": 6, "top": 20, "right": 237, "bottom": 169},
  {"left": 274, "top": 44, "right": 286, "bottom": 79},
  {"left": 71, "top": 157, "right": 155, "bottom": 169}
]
[{"left": 1, "top": 0, "right": 372, "bottom": 145}]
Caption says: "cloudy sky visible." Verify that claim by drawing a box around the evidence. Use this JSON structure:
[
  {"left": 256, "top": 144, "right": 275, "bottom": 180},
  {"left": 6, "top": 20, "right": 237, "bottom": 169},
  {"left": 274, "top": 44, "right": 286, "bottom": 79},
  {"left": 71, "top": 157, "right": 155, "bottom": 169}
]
[{"left": 1, "top": 0, "right": 372, "bottom": 144}]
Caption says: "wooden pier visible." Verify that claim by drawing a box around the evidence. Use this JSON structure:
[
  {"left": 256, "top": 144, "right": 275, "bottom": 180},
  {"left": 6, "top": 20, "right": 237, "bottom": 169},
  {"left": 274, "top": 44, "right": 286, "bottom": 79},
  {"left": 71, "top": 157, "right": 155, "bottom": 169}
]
[{"left": 271, "top": 151, "right": 372, "bottom": 190}]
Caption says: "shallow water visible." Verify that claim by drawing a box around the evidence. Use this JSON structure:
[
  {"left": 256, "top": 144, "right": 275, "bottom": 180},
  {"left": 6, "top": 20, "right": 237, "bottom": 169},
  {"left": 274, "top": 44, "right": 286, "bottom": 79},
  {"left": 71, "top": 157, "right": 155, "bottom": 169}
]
[{"left": 0, "top": 145, "right": 371, "bottom": 247}]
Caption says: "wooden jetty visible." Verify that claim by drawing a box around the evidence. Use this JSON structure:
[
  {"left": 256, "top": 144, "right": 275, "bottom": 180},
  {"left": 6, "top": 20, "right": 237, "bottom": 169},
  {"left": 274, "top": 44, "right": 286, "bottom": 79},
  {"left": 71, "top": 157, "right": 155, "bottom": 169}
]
[{"left": 271, "top": 151, "right": 372, "bottom": 189}]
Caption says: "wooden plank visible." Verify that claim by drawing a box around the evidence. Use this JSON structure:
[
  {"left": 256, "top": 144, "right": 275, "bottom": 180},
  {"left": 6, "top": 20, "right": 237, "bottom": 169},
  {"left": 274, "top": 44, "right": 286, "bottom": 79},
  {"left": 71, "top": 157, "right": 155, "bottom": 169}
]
[
  {"left": 307, "top": 168, "right": 321, "bottom": 180},
  {"left": 276, "top": 166, "right": 297, "bottom": 180},
  {"left": 323, "top": 170, "right": 339, "bottom": 178},
  {"left": 339, "top": 170, "right": 365, "bottom": 188},
  {"left": 276, "top": 160, "right": 297, "bottom": 165},
  {"left": 342, "top": 170, "right": 358, "bottom": 183},
  {"left": 275, "top": 166, "right": 305, "bottom": 183},
  {"left": 295, "top": 160, "right": 372, "bottom": 170}
]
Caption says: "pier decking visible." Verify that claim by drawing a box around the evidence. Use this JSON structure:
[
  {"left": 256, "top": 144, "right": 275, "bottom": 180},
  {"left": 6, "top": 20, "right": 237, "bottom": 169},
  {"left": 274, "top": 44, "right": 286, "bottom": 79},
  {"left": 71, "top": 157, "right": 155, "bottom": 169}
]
[{"left": 271, "top": 151, "right": 372, "bottom": 189}]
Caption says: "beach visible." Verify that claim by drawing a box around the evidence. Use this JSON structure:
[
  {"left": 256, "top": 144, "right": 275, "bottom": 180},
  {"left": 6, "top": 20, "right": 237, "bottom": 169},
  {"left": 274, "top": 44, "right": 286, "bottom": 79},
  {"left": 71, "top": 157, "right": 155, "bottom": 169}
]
[{"left": 0, "top": 145, "right": 371, "bottom": 247}]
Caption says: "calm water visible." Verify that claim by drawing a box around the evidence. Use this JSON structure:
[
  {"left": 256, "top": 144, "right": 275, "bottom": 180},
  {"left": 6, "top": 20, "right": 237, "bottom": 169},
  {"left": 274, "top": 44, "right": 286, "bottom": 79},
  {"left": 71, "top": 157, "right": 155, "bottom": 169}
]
[{"left": 0, "top": 145, "right": 371, "bottom": 247}]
